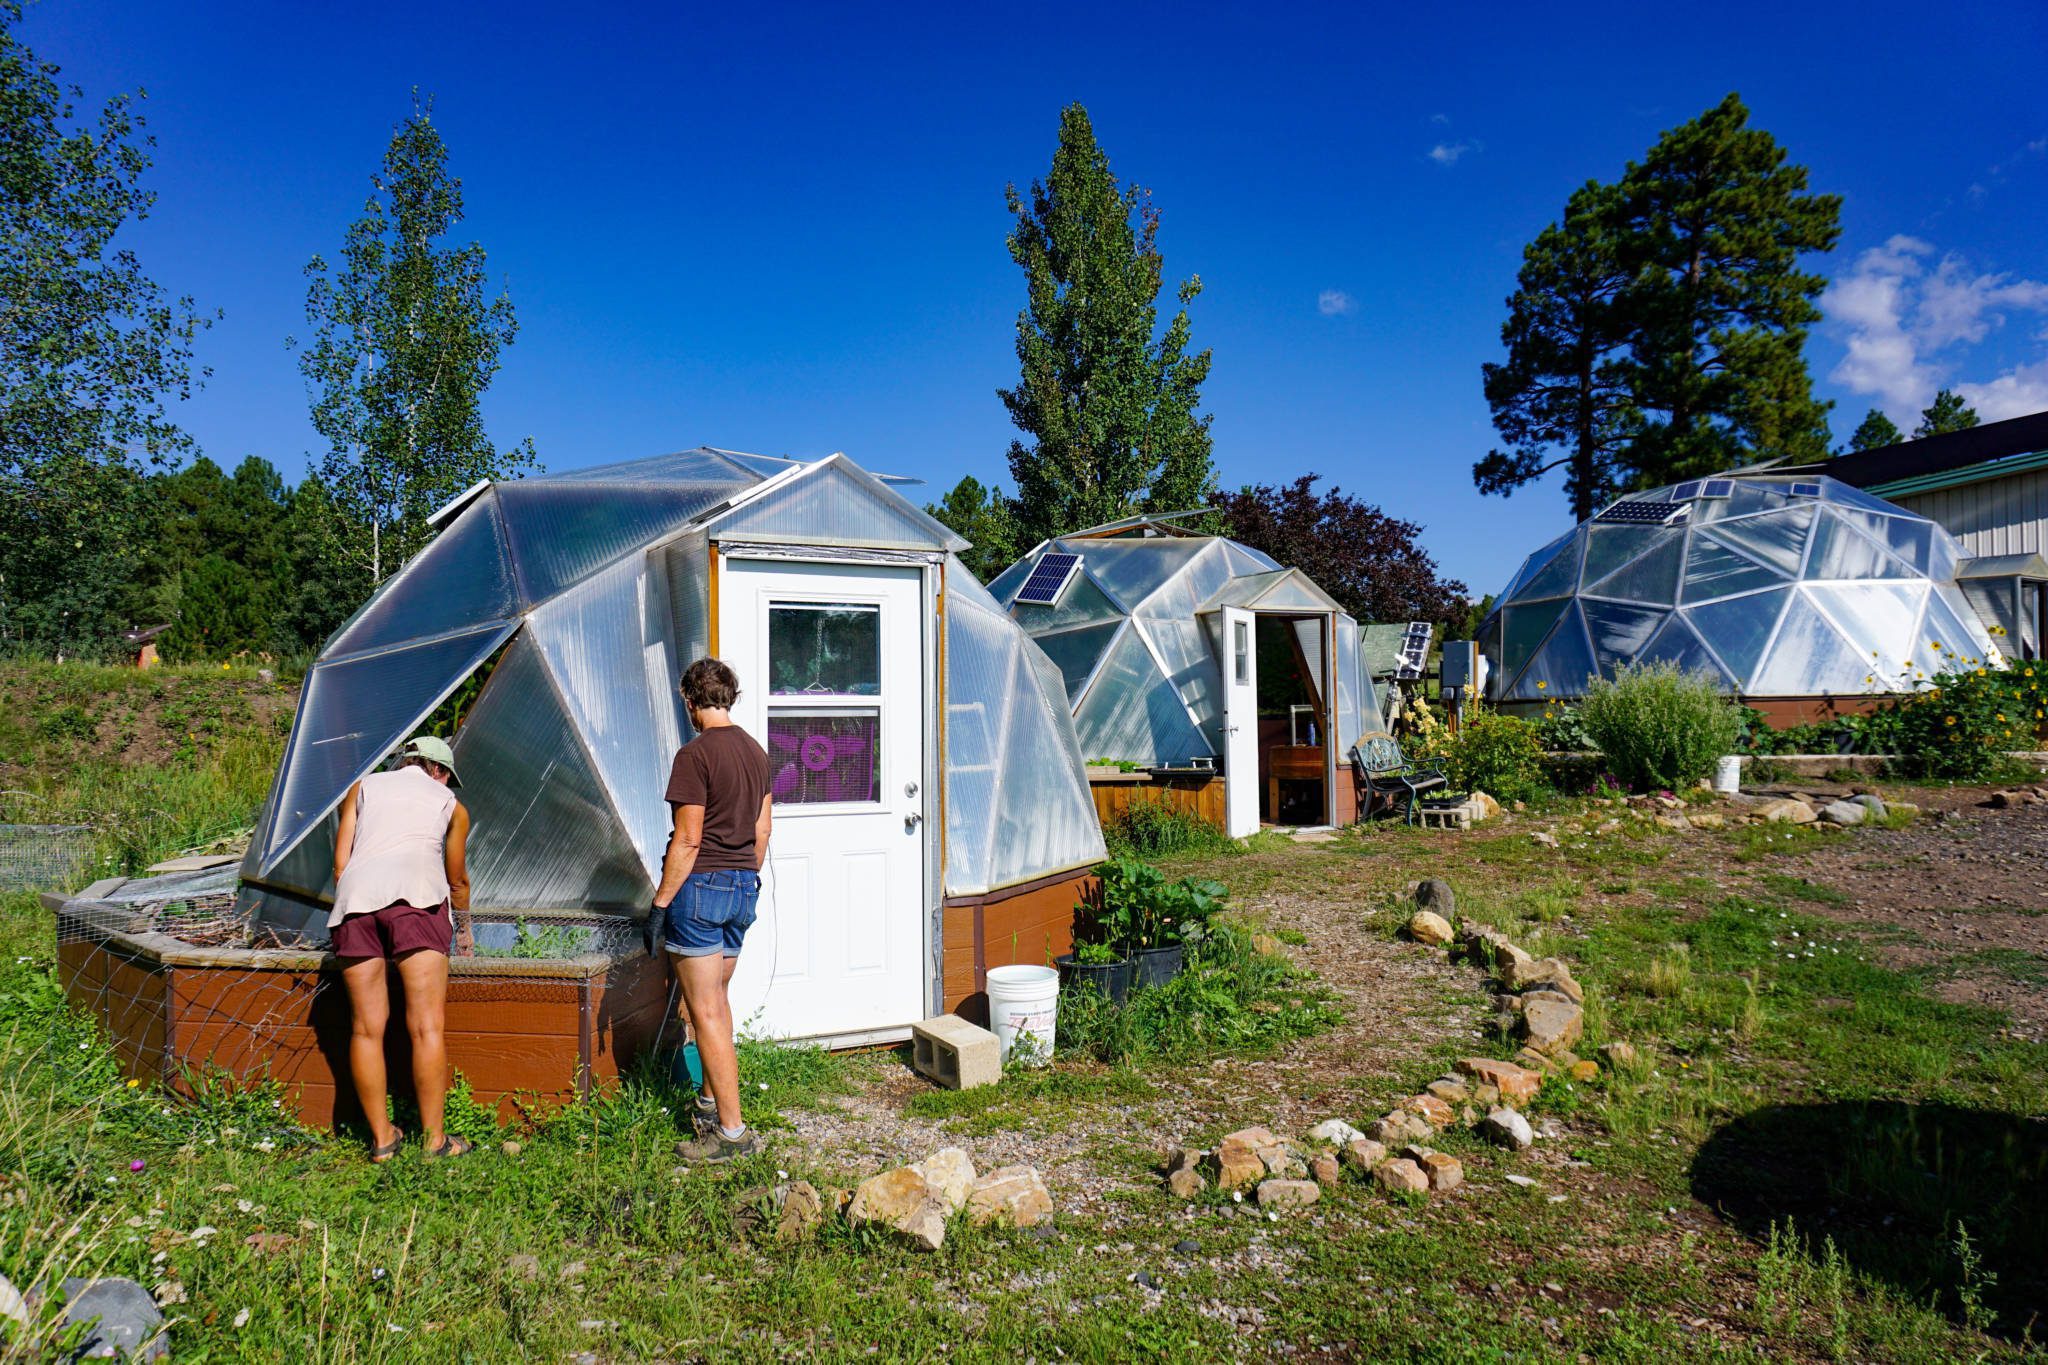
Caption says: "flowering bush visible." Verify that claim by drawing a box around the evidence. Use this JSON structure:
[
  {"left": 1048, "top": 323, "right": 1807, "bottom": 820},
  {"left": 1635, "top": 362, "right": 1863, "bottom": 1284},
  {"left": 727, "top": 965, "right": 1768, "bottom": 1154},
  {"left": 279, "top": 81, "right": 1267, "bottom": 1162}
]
[
  {"left": 1872, "top": 652, "right": 2048, "bottom": 779},
  {"left": 1578, "top": 663, "right": 1744, "bottom": 792},
  {"left": 1408, "top": 698, "right": 1549, "bottom": 803}
]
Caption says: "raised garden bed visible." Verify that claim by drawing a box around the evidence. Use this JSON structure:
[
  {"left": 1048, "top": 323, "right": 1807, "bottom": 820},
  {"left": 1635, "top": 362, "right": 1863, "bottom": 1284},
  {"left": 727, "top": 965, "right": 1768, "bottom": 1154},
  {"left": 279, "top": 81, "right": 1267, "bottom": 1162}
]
[{"left": 46, "top": 889, "right": 669, "bottom": 1129}]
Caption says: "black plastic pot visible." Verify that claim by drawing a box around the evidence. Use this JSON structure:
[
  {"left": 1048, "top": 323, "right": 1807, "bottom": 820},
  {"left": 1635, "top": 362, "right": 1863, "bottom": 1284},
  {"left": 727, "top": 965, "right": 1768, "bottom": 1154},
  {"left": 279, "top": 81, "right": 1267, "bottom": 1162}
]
[
  {"left": 1055, "top": 953, "right": 1133, "bottom": 1004},
  {"left": 1132, "top": 944, "right": 1185, "bottom": 990}
]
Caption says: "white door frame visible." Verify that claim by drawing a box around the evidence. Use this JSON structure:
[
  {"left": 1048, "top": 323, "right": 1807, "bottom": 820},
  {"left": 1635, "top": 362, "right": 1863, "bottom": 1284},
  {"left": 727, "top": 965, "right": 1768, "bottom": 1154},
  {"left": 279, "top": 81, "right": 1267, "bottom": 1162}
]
[
  {"left": 714, "top": 551, "right": 933, "bottom": 1046},
  {"left": 1220, "top": 605, "right": 1259, "bottom": 837}
]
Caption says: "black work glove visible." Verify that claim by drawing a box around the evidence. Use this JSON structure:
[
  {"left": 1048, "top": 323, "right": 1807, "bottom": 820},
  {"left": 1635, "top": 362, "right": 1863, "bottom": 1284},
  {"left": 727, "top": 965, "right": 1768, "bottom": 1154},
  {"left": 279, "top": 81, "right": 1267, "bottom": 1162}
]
[{"left": 645, "top": 903, "right": 669, "bottom": 959}]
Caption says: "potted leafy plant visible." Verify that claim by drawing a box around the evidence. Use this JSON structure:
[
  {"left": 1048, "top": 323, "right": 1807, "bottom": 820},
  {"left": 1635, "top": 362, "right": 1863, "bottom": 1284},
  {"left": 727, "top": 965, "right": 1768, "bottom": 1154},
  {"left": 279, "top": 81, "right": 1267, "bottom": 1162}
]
[{"left": 1091, "top": 856, "right": 1227, "bottom": 990}]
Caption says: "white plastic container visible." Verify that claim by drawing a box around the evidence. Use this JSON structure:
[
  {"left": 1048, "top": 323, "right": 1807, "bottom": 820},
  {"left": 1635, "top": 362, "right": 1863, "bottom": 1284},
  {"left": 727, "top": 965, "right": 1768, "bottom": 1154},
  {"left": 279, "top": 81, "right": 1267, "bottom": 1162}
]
[
  {"left": 1714, "top": 754, "right": 1743, "bottom": 794},
  {"left": 985, "top": 963, "right": 1059, "bottom": 1067}
]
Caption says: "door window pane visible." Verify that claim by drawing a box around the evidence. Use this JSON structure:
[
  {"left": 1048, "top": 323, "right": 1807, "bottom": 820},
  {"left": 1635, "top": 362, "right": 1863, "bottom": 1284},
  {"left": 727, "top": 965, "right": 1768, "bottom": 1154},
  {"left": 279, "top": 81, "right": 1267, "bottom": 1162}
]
[
  {"left": 769, "top": 604, "right": 880, "bottom": 695},
  {"left": 765, "top": 710, "right": 880, "bottom": 804},
  {"left": 1233, "top": 620, "right": 1250, "bottom": 684}
]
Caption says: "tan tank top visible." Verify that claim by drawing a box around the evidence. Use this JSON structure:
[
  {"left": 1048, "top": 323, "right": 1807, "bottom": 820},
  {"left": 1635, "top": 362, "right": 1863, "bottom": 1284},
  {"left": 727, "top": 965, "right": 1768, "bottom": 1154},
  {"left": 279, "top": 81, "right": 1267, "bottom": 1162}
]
[{"left": 328, "top": 766, "right": 457, "bottom": 927}]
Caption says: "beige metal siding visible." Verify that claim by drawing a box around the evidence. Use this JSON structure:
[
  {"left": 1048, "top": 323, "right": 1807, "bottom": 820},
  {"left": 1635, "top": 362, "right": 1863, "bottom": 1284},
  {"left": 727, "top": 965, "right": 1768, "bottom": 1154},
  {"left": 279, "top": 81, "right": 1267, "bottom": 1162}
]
[{"left": 1892, "top": 469, "right": 2048, "bottom": 558}]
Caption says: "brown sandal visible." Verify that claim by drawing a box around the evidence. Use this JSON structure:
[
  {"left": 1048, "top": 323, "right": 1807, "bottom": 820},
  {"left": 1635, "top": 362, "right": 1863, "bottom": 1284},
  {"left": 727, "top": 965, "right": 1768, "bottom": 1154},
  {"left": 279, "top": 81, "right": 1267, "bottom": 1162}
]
[
  {"left": 369, "top": 1128, "right": 406, "bottom": 1163},
  {"left": 424, "top": 1134, "right": 473, "bottom": 1161}
]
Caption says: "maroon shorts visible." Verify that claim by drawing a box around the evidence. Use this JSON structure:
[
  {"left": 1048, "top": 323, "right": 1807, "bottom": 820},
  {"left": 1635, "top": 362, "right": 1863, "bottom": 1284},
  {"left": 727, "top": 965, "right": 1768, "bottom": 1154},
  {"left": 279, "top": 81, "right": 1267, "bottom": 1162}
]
[{"left": 331, "top": 901, "right": 452, "bottom": 960}]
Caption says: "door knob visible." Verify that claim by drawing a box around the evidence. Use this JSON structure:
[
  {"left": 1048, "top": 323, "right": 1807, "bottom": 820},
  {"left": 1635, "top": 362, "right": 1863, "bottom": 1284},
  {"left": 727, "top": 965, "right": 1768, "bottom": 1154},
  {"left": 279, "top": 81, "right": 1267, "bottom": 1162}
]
[
  {"left": 905, "top": 780, "right": 919, "bottom": 797},
  {"left": 904, "top": 812, "right": 924, "bottom": 832}
]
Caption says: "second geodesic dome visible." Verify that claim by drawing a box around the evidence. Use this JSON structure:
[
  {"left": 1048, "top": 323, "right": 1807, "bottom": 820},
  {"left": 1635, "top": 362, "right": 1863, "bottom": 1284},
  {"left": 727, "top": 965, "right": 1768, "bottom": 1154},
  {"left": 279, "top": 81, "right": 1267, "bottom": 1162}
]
[
  {"left": 234, "top": 447, "right": 1105, "bottom": 1039},
  {"left": 1479, "top": 473, "right": 2001, "bottom": 703}
]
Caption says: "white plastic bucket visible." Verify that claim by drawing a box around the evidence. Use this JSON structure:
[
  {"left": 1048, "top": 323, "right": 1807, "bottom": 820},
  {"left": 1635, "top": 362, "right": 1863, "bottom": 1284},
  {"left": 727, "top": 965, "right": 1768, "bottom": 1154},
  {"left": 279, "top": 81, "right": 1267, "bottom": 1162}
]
[
  {"left": 985, "top": 964, "right": 1059, "bottom": 1067},
  {"left": 1714, "top": 754, "right": 1743, "bottom": 794}
]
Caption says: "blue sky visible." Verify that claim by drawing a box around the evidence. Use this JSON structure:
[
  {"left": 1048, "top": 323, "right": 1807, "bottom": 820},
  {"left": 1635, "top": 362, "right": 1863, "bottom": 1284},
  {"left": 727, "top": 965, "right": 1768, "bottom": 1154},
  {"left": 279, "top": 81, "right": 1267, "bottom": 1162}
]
[{"left": 23, "top": 0, "right": 2048, "bottom": 597}]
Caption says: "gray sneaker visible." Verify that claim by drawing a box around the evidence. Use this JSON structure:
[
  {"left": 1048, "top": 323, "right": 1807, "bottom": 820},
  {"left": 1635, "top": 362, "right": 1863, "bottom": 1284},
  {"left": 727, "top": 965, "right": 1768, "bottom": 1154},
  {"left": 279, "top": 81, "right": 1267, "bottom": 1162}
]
[
  {"left": 691, "top": 1093, "right": 719, "bottom": 1135},
  {"left": 674, "top": 1127, "right": 758, "bottom": 1163}
]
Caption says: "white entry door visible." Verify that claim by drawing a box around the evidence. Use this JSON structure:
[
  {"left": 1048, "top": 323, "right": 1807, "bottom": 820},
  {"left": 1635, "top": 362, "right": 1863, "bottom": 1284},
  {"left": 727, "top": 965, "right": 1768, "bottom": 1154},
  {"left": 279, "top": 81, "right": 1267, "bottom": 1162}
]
[
  {"left": 717, "top": 558, "right": 929, "bottom": 1042},
  {"left": 1220, "top": 605, "right": 1259, "bottom": 837}
]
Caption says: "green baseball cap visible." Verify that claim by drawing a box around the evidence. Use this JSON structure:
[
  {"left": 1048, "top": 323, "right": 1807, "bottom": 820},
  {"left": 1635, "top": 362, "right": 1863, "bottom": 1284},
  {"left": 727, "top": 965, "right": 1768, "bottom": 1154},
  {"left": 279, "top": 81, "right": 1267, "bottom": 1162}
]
[{"left": 399, "top": 734, "right": 462, "bottom": 787}]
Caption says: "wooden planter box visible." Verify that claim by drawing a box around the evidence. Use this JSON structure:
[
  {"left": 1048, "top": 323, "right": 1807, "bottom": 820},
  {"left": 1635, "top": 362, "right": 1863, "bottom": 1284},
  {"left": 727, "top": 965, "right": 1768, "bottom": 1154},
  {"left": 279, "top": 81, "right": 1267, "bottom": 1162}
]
[
  {"left": 48, "top": 898, "right": 671, "bottom": 1130},
  {"left": 1086, "top": 769, "right": 1225, "bottom": 828}
]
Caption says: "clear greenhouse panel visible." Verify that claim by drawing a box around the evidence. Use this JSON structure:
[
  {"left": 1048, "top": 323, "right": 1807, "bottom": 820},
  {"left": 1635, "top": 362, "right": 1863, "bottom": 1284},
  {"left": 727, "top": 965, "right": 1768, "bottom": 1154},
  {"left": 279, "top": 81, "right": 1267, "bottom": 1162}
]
[
  {"left": 708, "top": 457, "right": 966, "bottom": 552},
  {"left": 1480, "top": 473, "right": 1997, "bottom": 700},
  {"left": 324, "top": 492, "right": 521, "bottom": 659},
  {"left": 1071, "top": 624, "right": 1209, "bottom": 766},
  {"left": 497, "top": 480, "right": 741, "bottom": 604}
]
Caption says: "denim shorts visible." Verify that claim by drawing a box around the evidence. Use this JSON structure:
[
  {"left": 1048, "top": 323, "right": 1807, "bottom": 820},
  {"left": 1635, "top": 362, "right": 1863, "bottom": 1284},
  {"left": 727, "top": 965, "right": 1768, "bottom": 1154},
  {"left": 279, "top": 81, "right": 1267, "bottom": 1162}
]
[{"left": 663, "top": 868, "right": 761, "bottom": 958}]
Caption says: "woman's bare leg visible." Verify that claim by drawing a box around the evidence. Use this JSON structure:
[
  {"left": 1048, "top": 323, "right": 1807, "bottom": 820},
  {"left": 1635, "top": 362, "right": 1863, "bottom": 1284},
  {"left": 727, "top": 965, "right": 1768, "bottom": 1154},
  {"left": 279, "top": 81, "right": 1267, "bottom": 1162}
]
[
  {"left": 340, "top": 957, "right": 396, "bottom": 1145},
  {"left": 395, "top": 949, "right": 451, "bottom": 1149}
]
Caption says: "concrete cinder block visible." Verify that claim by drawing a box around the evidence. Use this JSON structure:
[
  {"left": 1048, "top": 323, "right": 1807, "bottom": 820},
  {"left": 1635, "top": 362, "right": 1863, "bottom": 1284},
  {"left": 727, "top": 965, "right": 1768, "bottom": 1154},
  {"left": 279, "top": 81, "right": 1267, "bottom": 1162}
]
[{"left": 911, "top": 1014, "right": 1002, "bottom": 1090}]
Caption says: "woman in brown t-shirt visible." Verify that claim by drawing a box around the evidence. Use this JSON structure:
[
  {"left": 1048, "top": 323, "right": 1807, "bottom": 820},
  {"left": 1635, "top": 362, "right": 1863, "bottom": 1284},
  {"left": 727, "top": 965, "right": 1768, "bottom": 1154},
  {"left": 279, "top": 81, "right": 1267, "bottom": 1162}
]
[{"left": 651, "top": 658, "right": 772, "bottom": 1163}]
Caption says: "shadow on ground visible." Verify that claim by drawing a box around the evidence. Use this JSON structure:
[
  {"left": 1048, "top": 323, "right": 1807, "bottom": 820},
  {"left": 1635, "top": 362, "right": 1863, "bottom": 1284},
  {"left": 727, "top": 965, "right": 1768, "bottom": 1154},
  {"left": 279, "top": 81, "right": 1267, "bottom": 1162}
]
[{"left": 1692, "top": 1101, "right": 2047, "bottom": 1340}]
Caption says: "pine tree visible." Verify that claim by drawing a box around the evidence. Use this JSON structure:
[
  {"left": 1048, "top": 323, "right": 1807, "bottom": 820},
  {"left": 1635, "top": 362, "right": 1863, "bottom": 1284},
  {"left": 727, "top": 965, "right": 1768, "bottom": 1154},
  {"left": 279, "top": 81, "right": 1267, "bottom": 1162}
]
[
  {"left": 1913, "top": 389, "right": 1979, "bottom": 438},
  {"left": 1847, "top": 408, "right": 1902, "bottom": 452},
  {"left": 296, "top": 94, "right": 535, "bottom": 586},
  {"left": 926, "top": 476, "right": 1023, "bottom": 583},
  {"left": 1476, "top": 181, "right": 1639, "bottom": 522},
  {"left": 1615, "top": 94, "right": 1841, "bottom": 479},
  {"left": 999, "top": 105, "right": 1215, "bottom": 545}
]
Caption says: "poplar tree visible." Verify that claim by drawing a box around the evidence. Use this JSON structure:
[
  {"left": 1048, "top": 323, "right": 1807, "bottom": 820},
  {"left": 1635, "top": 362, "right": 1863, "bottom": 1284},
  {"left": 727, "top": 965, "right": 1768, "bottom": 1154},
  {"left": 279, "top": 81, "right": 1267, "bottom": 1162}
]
[
  {"left": 297, "top": 95, "right": 534, "bottom": 585},
  {"left": 999, "top": 104, "right": 1215, "bottom": 545},
  {"left": 0, "top": 2, "right": 213, "bottom": 655}
]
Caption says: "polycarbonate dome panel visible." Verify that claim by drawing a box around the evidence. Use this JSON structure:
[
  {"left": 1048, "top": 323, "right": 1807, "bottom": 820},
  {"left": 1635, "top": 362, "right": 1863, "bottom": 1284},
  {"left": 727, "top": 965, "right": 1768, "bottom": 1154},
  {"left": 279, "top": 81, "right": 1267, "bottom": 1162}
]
[
  {"left": 1034, "top": 620, "right": 1122, "bottom": 700},
  {"left": 1072, "top": 537, "right": 1206, "bottom": 611},
  {"left": 1009, "top": 571, "right": 1122, "bottom": 631},
  {"left": 709, "top": 456, "right": 966, "bottom": 552},
  {"left": 497, "top": 480, "right": 740, "bottom": 604},
  {"left": 525, "top": 554, "right": 687, "bottom": 874},
  {"left": 532, "top": 449, "right": 763, "bottom": 486},
  {"left": 1481, "top": 473, "right": 1999, "bottom": 701},
  {"left": 1506, "top": 607, "right": 1594, "bottom": 700},
  {"left": 258, "top": 621, "right": 519, "bottom": 870},
  {"left": 1222, "top": 540, "right": 1284, "bottom": 576},
  {"left": 450, "top": 637, "right": 651, "bottom": 909},
  {"left": 1637, "top": 614, "right": 1733, "bottom": 686},
  {"left": 1071, "top": 622, "right": 1208, "bottom": 765},
  {"left": 324, "top": 493, "right": 520, "bottom": 659}
]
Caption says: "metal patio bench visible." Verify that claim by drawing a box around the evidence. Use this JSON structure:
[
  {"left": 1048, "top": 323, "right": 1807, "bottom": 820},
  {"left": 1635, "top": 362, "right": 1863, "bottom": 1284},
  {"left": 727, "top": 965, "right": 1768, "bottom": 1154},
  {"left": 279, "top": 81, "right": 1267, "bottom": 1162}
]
[{"left": 1351, "top": 732, "right": 1447, "bottom": 826}]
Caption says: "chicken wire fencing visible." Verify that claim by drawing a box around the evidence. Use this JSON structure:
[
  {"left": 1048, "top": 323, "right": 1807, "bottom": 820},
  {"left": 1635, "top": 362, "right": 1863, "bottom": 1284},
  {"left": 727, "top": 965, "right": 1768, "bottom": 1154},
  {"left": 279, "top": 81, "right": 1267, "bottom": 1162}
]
[
  {"left": 0, "top": 822, "right": 96, "bottom": 893},
  {"left": 51, "top": 867, "right": 686, "bottom": 1124}
]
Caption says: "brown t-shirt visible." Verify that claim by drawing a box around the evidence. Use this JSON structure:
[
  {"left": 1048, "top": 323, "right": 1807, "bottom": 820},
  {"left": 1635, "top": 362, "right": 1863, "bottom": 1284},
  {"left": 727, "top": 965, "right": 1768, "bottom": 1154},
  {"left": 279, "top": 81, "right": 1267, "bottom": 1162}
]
[{"left": 664, "top": 725, "right": 773, "bottom": 872}]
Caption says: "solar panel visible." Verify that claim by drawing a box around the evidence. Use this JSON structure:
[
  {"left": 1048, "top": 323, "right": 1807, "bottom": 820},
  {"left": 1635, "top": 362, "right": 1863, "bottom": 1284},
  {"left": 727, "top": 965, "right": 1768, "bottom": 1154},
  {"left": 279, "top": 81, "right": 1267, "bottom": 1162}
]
[
  {"left": 1671, "top": 481, "right": 1702, "bottom": 501},
  {"left": 1396, "top": 621, "right": 1433, "bottom": 679},
  {"left": 1013, "top": 552, "right": 1082, "bottom": 605},
  {"left": 1789, "top": 482, "right": 1822, "bottom": 497},
  {"left": 1595, "top": 499, "right": 1687, "bottom": 526},
  {"left": 1702, "top": 479, "right": 1734, "bottom": 498}
]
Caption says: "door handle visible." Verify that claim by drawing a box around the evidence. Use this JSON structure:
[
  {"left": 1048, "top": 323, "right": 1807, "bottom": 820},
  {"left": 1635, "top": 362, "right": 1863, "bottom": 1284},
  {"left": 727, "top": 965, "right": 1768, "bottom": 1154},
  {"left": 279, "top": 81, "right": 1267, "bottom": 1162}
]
[{"left": 904, "top": 812, "right": 924, "bottom": 833}]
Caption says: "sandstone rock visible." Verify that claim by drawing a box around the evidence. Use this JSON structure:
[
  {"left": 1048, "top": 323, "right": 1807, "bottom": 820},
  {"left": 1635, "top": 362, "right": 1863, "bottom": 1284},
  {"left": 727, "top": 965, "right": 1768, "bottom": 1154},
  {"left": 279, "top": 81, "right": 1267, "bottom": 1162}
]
[
  {"left": 1341, "top": 1138, "right": 1388, "bottom": 1172},
  {"left": 1598, "top": 1041, "right": 1639, "bottom": 1070},
  {"left": 1214, "top": 1127, "right": 1287, "bottom": 1189},
  {"left": 1687, "top": 811, "right": 1726, "bottom": 830},
  {"left": 1310, "top": 1152, "right": 1340, "bottom": 1186},
  {"left": 1256, "top": 1178, "right": 1320, "bottom": 1210},
  {"left": 1456, "top": 1058, "right": 1542, "bottom": 1106},
  {"left": 1467, "top": 791, "right": 1502, "bottom": 821},
  {"left": 1374, "top": 1159, "right": 1429, "bottom": 1194},
  {"left": 1365, "top": 1111, "right": 1434, "bottom": 1145},
  {"left": 1167, "top": 1146, "right": 1204, "bottom": 1175},
  {"left": 0, "top": 1273, "right": 24, "bottom": 1334},
  {"left": 1569, "top": 1060, "right": 1600, "bottom": 1083},
  {"left": 849, "top": 1168, "right": 951, "bottom": 1252},
  {"left": 1503, "top": 956, "right": 1583, "bottom": 1002},
  {"left": 1416, "top": 1151, "right": 1463, "bottom": 1192},
  {"left": 913, "top": 1147, "right": 977, "bottom": 1213},
  {"left": 777, "top": 1182, "right": 826, "bottom": 1242},
  {"left": 1307, "top": 1118, "right": 1366, "bottom": 1147},
  {"left": 1412, "top": 878, "right": 1457, "bottom": 917},
  {"left": 1653, "top": 813, "right": 1692, "bottom": 831},
  {"left": 1818, "top": 800, "right": 1866, "bottom": 826},
  {"left": 1401, "top": 1093, "right": 1455, "bottom": 1130},
  {"left": 1481, "top": 1106, "right": 1535, "bottom": 1150},
  {"left": 1521, "top": 998, "right": 1584, "bottom": 1057},
  {"left": 1406, "top": 910, "right": 1454, "bottom": 946},
  {"left": 966, "top": 1166, "right": 1053, "bottom": 1228},
  {"left": 1425, "top": 1076, "right": 1470, "bottom": 1105},
  {"left": 1849, "top": 794, "right": 1888, "bottom": 819},
  {"left": 1755, "top": 798, "right": 1817, "bottom": 824},
  {"left": 1519, "top": 988, "right": 1576, "bottom": 1011},
  {"left": 1514, "top": 1045, "right": 1556, "bottom": 1073},
  {"left": 1471, "top": 1082, "right": 1501, "bottom": 1108},
  {"left": 1166, "top": 1167, "right": 1207, "bottom": 1200},
  {"left": 1531, "top": 831, "right": 1560, "bottom": 849},
  {"left": 501, "top": 1140, "right": 523, "bottom": 1157}
]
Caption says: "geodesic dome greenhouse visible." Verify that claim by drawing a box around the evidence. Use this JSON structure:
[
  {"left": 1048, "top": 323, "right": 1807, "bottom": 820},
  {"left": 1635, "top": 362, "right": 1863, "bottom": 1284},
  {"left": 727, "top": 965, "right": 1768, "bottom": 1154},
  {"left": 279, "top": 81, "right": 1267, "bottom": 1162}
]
[{"left": 1479, "top": 474, "right": 2001, "bottom": 703}]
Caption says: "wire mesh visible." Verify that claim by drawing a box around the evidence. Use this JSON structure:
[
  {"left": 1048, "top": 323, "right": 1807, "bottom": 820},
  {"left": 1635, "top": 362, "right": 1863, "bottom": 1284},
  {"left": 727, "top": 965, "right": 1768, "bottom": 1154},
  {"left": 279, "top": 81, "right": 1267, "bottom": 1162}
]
[{"left": 0, "top": 823, "right": 95, "bottom": 893}]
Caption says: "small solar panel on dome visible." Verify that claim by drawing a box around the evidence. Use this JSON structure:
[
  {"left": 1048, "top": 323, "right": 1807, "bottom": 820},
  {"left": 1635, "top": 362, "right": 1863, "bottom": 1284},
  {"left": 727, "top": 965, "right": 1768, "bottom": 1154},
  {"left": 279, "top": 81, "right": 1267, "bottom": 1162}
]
[
  {"left": 1014, "top": 552, "right": 1082, "bottom": 605},
  {"left": 1671, "top": 481, "right": 1702, "bottom": 500},
  {"left": 1595, "top": 499, "right": 1686, "bottom": 525},
  {"left": 1702, "top": 479, "right": 1734, "bottom": 498},
  {"left": 1789, "top": 482, "right": 1822, "bottom": 497}
]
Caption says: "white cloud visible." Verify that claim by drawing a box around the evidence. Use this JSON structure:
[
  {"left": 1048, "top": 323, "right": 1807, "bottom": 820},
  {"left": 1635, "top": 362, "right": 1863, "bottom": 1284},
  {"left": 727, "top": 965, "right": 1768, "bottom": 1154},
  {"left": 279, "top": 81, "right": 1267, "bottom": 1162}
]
[
  {"left": 1430, "top": 112, "right": 1451, "bottom": 126},
  {"left": 1427, "top": 141, "right": 1471, "bottom": 166},
  {"left": 1317, "top": 289, "right": 1356, "bottom": 317},
  {"left": 1823, "top": 235, "right": 2048, "bottom": 424}
]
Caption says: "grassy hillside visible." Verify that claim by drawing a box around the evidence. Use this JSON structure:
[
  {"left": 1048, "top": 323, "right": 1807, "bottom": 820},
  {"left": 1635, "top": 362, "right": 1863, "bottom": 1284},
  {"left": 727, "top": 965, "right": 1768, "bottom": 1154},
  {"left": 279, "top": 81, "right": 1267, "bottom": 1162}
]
[{"left": 0, "top": 662, "right": 297, "bottom": 877}]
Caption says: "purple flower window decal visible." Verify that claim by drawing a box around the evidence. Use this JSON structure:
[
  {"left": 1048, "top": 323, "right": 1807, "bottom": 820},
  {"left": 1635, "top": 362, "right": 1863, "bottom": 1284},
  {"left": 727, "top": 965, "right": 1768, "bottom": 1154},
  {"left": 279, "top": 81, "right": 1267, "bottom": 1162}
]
[{"left": 767, "top": 712, "right": 879, "bottom": 804}]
